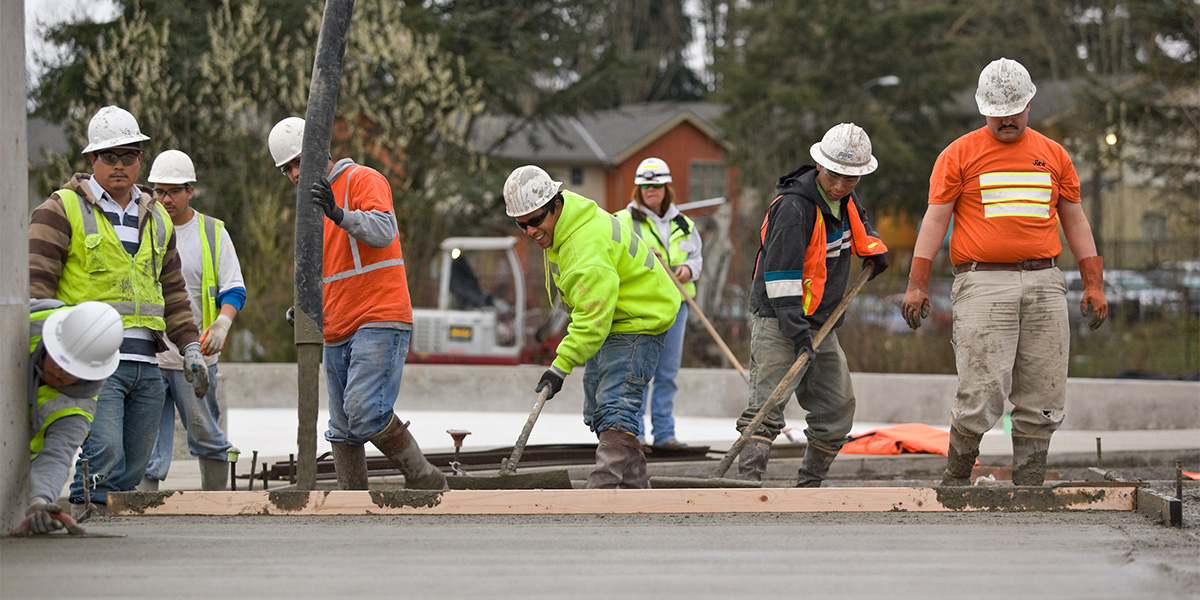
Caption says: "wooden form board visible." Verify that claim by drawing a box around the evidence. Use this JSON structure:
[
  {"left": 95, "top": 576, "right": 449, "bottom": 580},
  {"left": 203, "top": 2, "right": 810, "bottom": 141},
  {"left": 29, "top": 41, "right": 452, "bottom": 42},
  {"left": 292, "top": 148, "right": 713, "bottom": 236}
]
[{"left": 109, "top": 485, "right": 1135, "bottom": 516}]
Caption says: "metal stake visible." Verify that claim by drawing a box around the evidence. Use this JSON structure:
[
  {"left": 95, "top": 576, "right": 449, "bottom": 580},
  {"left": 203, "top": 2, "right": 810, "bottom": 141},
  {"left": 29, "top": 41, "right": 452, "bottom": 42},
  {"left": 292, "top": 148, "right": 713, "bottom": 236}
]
[
  {"left": 1177, "top": 460, "right": 1184, "bottom": 501},
  {"left": 247, "top": 451, "right": 259, "bottom": 492},
  {"left": 1095, "top": 437, "right": 1102, "bottom": 469}
]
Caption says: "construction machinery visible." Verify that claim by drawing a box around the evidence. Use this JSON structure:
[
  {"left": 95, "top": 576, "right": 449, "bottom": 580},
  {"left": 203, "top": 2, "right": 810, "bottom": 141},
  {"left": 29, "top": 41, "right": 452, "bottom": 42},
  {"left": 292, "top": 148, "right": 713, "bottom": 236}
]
[{"left": 409, "top": 236, "right": 541, "bottom": 365}]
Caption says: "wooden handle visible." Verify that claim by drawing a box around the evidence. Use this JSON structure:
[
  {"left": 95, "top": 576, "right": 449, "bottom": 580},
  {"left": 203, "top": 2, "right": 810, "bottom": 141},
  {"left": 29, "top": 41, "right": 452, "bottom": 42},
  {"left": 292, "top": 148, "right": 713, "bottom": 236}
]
[
  {"left": 500, "top": 387, "right": 552, "bottom": 475},
  {"left": 710, "top": 268, "right": 873, "bottom": 478},
  {"left": 652, "top": 251, "right": 749, "bottom": 382}
]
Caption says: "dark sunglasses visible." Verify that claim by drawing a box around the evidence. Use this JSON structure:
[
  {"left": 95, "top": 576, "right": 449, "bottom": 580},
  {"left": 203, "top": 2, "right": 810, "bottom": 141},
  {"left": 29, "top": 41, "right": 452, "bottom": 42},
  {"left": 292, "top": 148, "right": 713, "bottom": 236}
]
[
  {"left": 514, "top": 203, "right": 554, "bottom": 230},
  {"left": 152, "top": 185, "right": 190, "bottom": 199},
  {"left": 96, "top": 150, "right": 142, "bottom": 166},
  {"left": 640, "top": 183, "right": 664, "bottom": 189}
]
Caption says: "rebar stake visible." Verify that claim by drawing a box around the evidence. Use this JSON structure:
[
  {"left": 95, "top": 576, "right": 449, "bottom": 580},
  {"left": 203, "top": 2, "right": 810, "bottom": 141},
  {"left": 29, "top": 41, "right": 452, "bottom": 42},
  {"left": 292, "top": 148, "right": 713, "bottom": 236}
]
[{"left": 1095, "top": 437, "right": 1102, "bottom": 469}]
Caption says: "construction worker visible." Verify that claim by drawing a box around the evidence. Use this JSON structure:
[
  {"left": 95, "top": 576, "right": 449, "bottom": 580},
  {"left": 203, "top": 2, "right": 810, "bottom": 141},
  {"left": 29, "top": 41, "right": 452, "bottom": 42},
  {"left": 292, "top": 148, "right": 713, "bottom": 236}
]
[
  {"left": 29, "top": 106, "right": 207, "bottom": 512},
  {"left": 736, "top": 123, "right": 889, "bottom": 486},
  {"left": 140, "top": 150, "right": 245, "bottom": 492},
  {"left": 617, "top": 158, "right": 703, "bottom": 447},
  {"left": 504, "top": 165, "right": 681, "bottom": 488},
  {"left": 901, "top": 58, "right": 1108, "bottom": 486},
  {"left": 11, "top": 300, "right": 123, "bottom": 535},
  {"left": 269, "top": 117, "right": 445, "bottom": 491}
]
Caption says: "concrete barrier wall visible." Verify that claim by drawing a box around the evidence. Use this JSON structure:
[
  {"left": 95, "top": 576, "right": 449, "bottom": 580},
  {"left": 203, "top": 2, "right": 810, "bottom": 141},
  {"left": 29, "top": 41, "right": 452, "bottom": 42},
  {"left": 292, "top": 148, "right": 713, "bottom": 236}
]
[{"left": 218, "top": 364, "right": 1200, "bottom": 431}]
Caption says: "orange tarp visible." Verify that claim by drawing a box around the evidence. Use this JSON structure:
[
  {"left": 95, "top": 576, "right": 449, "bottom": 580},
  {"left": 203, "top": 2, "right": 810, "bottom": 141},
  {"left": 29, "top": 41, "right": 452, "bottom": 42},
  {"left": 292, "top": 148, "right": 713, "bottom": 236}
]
[{"left": 841, "top": 423, "right": 950, "bottom": 456}]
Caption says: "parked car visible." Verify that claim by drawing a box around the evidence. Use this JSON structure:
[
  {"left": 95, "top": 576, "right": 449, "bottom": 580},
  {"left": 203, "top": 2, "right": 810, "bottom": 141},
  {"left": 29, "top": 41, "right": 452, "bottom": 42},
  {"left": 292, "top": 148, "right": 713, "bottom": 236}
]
[{"left": 1064, "top": 268, "right": 1185, "bottom": 325}]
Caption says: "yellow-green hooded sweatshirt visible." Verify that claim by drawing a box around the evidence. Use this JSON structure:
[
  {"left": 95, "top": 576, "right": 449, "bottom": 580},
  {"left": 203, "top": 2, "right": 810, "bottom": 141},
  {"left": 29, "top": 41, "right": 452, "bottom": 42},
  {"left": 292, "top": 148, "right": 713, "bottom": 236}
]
[{"left": 546, "top": 191, "right": 680, "bottom": 374}]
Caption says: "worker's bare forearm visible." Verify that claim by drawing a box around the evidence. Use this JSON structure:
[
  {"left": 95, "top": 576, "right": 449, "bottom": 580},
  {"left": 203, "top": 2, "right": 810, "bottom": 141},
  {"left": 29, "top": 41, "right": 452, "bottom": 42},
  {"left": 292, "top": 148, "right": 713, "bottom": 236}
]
[
  {"left": 912, "top": 202, "right": 955, "bottom": 260},
  {"left": 1058, "top": 200, "right": 1098, "bottom": 259}
]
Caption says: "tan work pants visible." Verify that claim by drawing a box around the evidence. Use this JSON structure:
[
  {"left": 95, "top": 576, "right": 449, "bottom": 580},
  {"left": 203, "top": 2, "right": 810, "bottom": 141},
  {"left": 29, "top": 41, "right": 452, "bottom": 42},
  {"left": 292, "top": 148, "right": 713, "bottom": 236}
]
[{"left": 949, "top": 268, "right": 1069, "bottom": 438}]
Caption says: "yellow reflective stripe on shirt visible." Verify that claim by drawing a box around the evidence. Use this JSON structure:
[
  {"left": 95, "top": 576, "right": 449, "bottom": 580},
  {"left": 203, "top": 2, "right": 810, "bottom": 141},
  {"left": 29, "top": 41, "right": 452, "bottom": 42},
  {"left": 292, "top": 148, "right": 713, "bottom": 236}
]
[
  {"left": 984, "top": 203, "right": 1051, "bottom": 218},
  {"left": 979, "top": 172, "right": 1052, "bottom": 187},
  {"left": 981, "top": 187, "right": 1053, "bottom": 204},
  {"left": 980, "top": 171, "right": 1053, "bottom": 219}
]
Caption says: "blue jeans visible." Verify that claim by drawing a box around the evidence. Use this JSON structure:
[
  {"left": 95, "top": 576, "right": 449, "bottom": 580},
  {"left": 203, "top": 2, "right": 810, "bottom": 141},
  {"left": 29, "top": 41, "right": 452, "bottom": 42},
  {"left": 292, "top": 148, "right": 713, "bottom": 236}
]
[
  {"left": 144, "top": 365, "right": 234, "bottom": 481},
  {"left": 70, "top": 361, "right": 166, "bottom": 505},
  {"left": 636, "top": 302, "right": 687, "bottom": 443},
  {"left": 324, "top": 328, "right": 408, "bottom": 444},
  {"left": 582, "top": 332, "right": 665, "bottom": 435}
]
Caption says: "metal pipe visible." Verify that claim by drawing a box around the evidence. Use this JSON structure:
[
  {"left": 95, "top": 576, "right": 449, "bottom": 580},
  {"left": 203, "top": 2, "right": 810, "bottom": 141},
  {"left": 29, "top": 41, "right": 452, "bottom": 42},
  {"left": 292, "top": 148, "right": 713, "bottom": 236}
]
[{"left": 293, "top": 0, "right": 355, "bottom": 491}]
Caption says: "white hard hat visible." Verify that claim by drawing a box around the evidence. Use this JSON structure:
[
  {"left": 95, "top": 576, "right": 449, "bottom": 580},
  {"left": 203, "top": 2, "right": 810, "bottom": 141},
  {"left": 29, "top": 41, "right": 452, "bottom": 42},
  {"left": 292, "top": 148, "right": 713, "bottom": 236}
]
[
  {"left": 634, "top": 158, "right": 672, "bottom": 185},
  {"left": 809, "top": 123, "right": 878, "bottom": 176},
  {"left": 976, "top": 57, "right": 1037, "bottom": 117},
  {"left": 148, "top": 150, "right": 197, "bottom": 184},
  {"left": 81, "top": 106, "right": 151, "bottom": 154},
  {"left": 42, "top": 301, "right": 123, "bottom": 381},
  {"left": 504, "top": 165, "right": 562, "bottom": 217},
  {"left": 269, "top": 117, "right": 305, "bottom": 167}
]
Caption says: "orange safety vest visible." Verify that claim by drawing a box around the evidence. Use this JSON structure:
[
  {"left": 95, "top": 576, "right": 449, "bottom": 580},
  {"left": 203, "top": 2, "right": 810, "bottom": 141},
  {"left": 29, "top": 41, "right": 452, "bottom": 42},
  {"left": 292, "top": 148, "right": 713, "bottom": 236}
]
[
  {"left": 322, "top": 165, "right": 413, "bottom": 342},
  {"left": 757, "top": 194, "right": 887, "bottom": 315}
]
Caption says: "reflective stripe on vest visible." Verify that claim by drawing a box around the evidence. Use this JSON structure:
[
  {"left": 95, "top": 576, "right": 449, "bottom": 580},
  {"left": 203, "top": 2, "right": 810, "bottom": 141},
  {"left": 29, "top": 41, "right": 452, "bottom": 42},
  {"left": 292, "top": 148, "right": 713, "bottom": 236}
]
[
  {"left": 197, "top": 212, "right": 223, "bottom": 330},
  {"left": 321, "top": 166, "right": 405, "bottom": 285},
  {"left": 618, "top": 209, "right": 697, "bottom": 297},
  {"left": 55, "top": 189, "right": 170, "bottom": 329}
]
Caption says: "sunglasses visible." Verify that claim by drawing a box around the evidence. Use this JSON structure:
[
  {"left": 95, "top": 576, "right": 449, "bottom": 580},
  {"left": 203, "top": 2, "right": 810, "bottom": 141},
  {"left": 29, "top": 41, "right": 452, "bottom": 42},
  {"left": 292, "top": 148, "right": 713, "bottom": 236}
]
[
  {"left": 152, "top": 185, "right": 190, "bottom": 199},
  {"left": 640, "top": 183, "right": 664, "bottom": 189},
  {"left": 514, "top": 203, "right": 554, "bottom": 230},
  {"left": 96, "top": 151, "right": 142, "bottom": 166}
]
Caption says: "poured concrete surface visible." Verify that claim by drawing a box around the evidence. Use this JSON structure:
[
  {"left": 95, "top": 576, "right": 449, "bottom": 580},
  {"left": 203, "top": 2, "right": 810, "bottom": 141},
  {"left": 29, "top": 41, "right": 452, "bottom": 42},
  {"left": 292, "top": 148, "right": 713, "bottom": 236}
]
[{"left": 3, "top": 512, "right": 1198, "bottom": 599}]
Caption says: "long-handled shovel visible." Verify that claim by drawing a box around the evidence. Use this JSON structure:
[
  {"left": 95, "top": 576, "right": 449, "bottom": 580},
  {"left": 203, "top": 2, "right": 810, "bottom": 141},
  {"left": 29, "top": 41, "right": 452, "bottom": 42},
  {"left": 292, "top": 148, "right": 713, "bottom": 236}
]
[
  {"left": 651, "top": 268, "right": 873, "bottom": 488},
  {"left": 446, "top": 387, "right": 573, "bottom": 489},
  {"left": 652, "top": 251, "right": 748, "bottom": 382}
]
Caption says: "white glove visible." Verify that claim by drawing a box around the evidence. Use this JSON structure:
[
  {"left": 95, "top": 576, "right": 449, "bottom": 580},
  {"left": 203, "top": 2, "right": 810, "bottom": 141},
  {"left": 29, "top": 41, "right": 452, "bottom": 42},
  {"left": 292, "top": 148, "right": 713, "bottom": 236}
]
[
  {"left": 200, "top": 313, "right": 232, "bottom": 355},
  {"left": 183, "top": 342, "right": 210, "bottom": 398}
]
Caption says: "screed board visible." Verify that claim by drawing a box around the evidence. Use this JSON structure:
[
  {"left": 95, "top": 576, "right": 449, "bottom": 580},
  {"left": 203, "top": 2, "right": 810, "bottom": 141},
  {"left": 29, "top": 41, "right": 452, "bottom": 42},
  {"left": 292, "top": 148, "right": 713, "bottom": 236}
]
[{"left": 108, "top": 485, "right": 1136, "bottom": 516}]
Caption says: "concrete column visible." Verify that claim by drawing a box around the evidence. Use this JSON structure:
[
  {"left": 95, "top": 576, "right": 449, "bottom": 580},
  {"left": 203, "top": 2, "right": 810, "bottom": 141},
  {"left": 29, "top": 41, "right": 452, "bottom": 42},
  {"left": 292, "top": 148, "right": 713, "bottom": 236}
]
[{"left": 1, "top": 0, "right": 31, "bottom": 530}]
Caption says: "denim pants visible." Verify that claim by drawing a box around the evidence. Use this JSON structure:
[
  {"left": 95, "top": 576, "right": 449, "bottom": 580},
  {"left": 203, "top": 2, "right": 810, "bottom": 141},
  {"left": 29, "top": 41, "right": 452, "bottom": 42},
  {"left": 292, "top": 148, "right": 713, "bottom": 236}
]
[
  {"left": 324, "top": 327, "right": 409, "bottom": 444},
  {"left": 736, "top": 318, "right": 856, "bottom": 453},
  {"left": 950, "top": 268, "right": 1069, "bottom": 438},
  {"left": 636, "top": 302, "right": 687, "bottom": 443},
  {"left": 582, "top": 332, "right": 666, "bottom": 435},
  {"left": 70, "top": 361, "right": 166, "bottom": 505},
  {"left": 144, "top": 365, "right": 234, "bottom": 481}
]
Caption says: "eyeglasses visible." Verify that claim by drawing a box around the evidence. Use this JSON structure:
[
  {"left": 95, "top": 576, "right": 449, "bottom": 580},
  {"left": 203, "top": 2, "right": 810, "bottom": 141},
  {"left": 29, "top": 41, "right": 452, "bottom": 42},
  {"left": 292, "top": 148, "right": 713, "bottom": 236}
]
[
  {"left": 825, "top": 171, "right": 861, "bottom": 185},
  {"left": 152, "top": 185, "right": 190, "bottom": 199},
  {"left": 640, "top": 183, "right": 664, "bottom": 190},
  {"left": 514, "top": 203, "right": 553, "bottom": 230},
  {"left": 280, "top": 161, "right": 299, "bottom": 178},
  {"left": 95, "top": 151, "right": 142, "bottom": 166}
]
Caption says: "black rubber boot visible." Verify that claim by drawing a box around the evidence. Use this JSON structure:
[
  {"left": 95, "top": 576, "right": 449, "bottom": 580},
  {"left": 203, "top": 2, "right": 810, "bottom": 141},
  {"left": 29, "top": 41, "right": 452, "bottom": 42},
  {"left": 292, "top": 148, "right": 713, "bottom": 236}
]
[
  {"left": 369, "top": 415, "right": 448, "bottom": 490},
  {"left": 941, "top": 428, "right": 982, "bottom": 486},
  {"left": 794, "top": 445, "right": 838, "bottom": 488},
  {"left": 736, "top": 436, "right": 773, "bottom": 482},
  {"left": 331, "top": 442, "right": 369, "bottom": 490},
  {"left": 1011, "top": 435, "right": 1051, "bottom": 486},
  {"left": 586, "top": 429, "right": 649, "bottom": 489}
]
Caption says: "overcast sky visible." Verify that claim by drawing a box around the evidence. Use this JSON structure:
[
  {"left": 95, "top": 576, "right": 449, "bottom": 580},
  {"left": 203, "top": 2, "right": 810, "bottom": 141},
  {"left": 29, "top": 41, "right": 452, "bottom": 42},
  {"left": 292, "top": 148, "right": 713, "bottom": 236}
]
[{"left": 24, "top": 0, "right": 119, "bottom": 84}]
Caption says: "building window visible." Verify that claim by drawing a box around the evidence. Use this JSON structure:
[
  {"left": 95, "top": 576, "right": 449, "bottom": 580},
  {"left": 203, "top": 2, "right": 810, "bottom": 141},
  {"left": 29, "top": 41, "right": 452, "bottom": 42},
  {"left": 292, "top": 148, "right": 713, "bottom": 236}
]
[
  {"left": 690, "top": 161, "right": 726, "bottom": 204},
  {"left": 570, "top": 168, "right": 584, "bottom": 186}
]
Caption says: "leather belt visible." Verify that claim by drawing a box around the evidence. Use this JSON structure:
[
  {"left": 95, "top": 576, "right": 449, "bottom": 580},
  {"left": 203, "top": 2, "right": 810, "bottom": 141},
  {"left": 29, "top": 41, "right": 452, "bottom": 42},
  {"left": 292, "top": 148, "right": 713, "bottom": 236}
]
[{"left": 953, "top": 258, "right": 1057, "bottom": 274}]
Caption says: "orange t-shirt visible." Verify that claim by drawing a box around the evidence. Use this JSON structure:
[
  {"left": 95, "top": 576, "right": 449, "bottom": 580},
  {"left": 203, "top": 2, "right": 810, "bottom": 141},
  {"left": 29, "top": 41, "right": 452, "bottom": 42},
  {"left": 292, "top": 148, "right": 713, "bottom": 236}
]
[
  {"left": 928, "top": 127, "right": 1081, "bottom": 264},
  {"left": 322, "top": 164, "right": 413, "bottom": 342}
]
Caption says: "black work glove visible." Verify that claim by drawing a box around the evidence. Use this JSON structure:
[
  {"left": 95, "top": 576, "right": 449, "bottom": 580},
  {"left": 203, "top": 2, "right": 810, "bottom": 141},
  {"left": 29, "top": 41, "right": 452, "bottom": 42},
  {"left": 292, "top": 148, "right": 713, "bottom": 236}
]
[
  {"left": 535, "top": 368, "right": 565, "bottom": 399},
  {"left": 311, "top": 177, "right": 344, "bottom": 225},
  {"left": 285, "top": 306, "right": 295, "bottom": 327},
  {"left": 793, "top": 334, "right": 814, "bottom": 359},
  {"left": 862, "top": 253, "right": 889, "bottom": 281}
]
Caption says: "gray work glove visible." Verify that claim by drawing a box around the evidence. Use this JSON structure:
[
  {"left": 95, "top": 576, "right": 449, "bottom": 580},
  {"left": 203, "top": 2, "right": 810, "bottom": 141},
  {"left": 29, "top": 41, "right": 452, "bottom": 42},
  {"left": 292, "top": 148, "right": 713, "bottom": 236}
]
[
  {"left": 311, "top": 177, "right": 344, "bottom": 225},
  {"left": 24, "top": 499, "right": 63, "bottom": 534},
  {"left": 183, "top": 342, "right": 210, "bottom": 399}
]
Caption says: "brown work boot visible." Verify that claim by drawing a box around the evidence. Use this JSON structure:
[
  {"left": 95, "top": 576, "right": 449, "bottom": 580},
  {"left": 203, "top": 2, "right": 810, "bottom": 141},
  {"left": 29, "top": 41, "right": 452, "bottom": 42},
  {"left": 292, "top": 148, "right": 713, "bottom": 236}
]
[
  {"left": 941, "top": 428, "right": 982, "bottom": 486},
  {"left": 1011, "top": 435, "right": 1051, "bottom": 486},
  {"left": 369, "top": 415, "right": 448, "bottom": 490},
  {"left": 794, "top": 445, "right": 838, "bottom": 488},
  {"left": 736, "top": 436, "right": 773, "bottom": 482},
  {"left": 331, "top": 442, "right": 369, "bottom": 490},
  {"left": 586, "top": 429, "right": 649, "bottom": 489}
]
